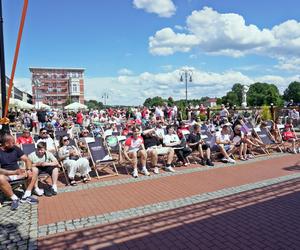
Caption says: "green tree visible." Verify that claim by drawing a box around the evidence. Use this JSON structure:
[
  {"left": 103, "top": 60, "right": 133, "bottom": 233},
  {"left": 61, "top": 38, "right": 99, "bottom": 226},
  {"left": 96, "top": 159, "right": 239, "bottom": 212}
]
[
  {"left": 283, "top": 81, "right": 300, "bottom": 103},
  {"left": 143, "top": 96, "right": 165, "bottom": 107},
  {"left": 220, "top": 83, "right": 243, "bottom": 106},
  {"left": 247, "top": 82, "right": 283, "bottom": 106},
  {"left": 85, "top": 100, "right": 104, "bottom": 110}
]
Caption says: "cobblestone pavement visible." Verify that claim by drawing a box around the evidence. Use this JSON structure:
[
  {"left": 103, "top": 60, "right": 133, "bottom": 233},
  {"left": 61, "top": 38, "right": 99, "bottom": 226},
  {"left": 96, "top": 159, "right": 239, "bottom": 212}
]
[
  {"left": 0, "top": 203, "right": 38, "bottom": 250},
  {"left": 38, "top": 177, "right": 300, "bottom": 249},
  {"left": 0, "top": 153, "right": 299, "bottom": 249}
]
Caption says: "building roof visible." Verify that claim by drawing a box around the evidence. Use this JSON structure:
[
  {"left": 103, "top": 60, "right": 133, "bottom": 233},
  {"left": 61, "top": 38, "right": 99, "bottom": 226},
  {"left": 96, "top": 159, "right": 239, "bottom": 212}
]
[
  {"left": 208, "top": 98, "right": 217, "bottom": 102},
  {"left": 29, "top": 67, "right": 85, "bottom": 72}
]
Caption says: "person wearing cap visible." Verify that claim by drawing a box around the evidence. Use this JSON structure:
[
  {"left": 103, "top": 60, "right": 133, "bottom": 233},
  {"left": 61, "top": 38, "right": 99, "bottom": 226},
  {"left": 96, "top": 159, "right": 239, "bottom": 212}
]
[
  {"left": 211, "top": 123, "right": 236, "bottom": 164},
  {"left": 16, "top": 129, "right": 34, "bottom": 145}
]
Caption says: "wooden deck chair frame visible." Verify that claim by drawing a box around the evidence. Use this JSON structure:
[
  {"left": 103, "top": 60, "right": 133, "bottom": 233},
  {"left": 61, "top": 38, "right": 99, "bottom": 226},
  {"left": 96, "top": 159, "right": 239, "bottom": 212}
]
[
  {"left": 87, "top": 137, "right": 118, "bottom": 179},
  {"left": 253, "top": 127, "right": 283, "bottom": 154}
]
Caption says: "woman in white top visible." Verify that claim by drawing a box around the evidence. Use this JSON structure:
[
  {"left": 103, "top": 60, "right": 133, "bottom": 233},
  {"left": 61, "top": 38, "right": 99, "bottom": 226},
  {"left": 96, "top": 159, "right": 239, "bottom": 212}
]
[{"left": 58, "top": 135, "right": 91, "bottom": 185}]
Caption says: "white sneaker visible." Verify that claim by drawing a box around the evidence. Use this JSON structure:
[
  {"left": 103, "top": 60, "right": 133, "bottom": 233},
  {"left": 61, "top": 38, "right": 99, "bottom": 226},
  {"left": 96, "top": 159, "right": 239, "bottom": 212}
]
[
  {"left": 34, "top": 188, "right": 44, "bottom": 196},
  {"left": 132, "top": 168, "right": 139, "bottom": 178},
  {"left": 293, "top": 149, "right": 297, "bottom": 154},
  {"left": 153, "top": 167, "right": 159, "bottom": 174},
  {"left": 141, "top": 167, "right": 150, "bottom": 176},
  {"left": 221, "top": 157, "right": 228, "bottom": 162},
  {"left": 164, "top": 166, "right": 175, "bottom": 172},
  {"left": 227, "top": 158, "right": 236, "bottom": 164}
]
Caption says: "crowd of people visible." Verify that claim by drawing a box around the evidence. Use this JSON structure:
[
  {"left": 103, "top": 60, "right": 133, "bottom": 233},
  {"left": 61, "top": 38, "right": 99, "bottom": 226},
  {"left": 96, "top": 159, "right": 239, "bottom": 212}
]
[{"left": 0, "top": 103, "right": 299, "bottom": 210}]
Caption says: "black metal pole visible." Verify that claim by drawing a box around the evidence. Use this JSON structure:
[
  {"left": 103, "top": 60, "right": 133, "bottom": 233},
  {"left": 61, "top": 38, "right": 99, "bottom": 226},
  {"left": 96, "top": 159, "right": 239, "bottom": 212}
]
[
  {"left": 0, "top": 0, "right": 7, "bottom": 118},
  {"left": 185, "top": 73, "right": 187, "bottom": 106}
]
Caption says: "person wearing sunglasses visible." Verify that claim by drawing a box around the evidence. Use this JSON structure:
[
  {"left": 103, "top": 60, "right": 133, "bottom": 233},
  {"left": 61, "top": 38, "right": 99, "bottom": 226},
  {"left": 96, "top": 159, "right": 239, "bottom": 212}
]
[
  {"left": 36, "top": 128, "right": 56, "bottom": 154},
  {"left": 58, "top": 136, "right": 91, "bottom": 185}
]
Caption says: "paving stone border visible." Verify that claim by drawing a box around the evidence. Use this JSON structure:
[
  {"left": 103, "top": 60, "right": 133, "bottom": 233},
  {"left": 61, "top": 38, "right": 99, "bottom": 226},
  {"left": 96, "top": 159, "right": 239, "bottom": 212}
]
[
  {"left": 58, "top": 153, "right": 286, "bottom": 194},
  {"left": 38, "top": 172, "right": 300, "bottom": 238}
]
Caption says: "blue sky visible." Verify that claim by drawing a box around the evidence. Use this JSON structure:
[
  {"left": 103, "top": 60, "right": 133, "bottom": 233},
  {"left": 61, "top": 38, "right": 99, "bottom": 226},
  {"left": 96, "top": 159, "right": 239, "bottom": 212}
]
[{"left": 4, "top": 0, "right": 300, "bottom": 105}]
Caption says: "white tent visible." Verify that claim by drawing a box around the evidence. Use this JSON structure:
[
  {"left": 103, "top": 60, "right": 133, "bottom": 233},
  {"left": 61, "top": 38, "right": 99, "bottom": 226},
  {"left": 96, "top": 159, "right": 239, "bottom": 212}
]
[
  {"left": 9, "top": 98, "right": 34, "bottom": 110},
  {"left": 64, "top": 102, "right": 87, "bottom": 111},
  {"left": 35, "top": 102, "right": 51, "bottom": 110}
]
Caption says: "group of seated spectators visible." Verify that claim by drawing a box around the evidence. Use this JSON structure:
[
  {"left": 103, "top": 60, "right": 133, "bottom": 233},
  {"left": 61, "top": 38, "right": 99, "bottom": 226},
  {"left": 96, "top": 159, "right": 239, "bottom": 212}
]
[{"left": 0, "top": 105, "right": 299, "bottom": 211}]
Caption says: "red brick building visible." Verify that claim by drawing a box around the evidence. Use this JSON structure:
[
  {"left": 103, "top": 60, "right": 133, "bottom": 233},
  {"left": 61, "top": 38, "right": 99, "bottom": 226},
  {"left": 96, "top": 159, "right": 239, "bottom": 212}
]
[{"left": 29, "top": 67, "right": 85, "bottom": 109}]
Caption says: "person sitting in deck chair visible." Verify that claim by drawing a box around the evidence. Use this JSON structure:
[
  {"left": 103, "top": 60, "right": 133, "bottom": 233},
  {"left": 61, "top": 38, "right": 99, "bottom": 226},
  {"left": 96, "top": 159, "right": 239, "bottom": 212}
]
[
  {"left": 29, "top": 142, "right": 59, "bottom": 196},
  {"left": 0, "top": 134, "right": 39, "bottom": 210},
  {"left": 123, "top": 126, "right": 148, "bottom": 178},
  {"left": 282, "top": 125, "right": 299, "bottom": 154},
  {"left": 211, "top": 123, "right": 236, "bottom": 164},
  {"left": 58, "top": 135, "right": 91, "bottom": 185},
  {"left": 142, "top": 127, "right": 175, "bottom": 174},
  {"left": 163, "top": 125, "right": 192, "bottom": 167},
  {"left": 16, "top": 128, "right": 34, "bottom": 145},
  {"left": 187, "top": 124, "right": 214, "bottom": 166}
]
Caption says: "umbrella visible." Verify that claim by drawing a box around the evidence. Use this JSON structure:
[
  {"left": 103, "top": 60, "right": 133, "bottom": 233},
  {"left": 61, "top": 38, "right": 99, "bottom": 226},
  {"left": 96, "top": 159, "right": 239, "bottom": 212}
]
[
  {"left": 64, "top": 102, "right": 87, "bottom": 111},
  {"left": 35, "top": 102, "right": 51, "bottom": 110},
  {"left": 9, "top": 98, "right": 34, "bottom": 110}
]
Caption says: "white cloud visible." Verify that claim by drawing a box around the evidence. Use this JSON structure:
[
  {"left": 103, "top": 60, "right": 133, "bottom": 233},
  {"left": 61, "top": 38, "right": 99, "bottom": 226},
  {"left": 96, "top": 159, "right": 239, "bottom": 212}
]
[
  {"left": 149, "top": 6, "right": 300, "bottom": 66},
  {"left": 84, "top": 67, "right": 299, "bottom": 105},
  {"left": 149, "top": 28, "right": 199, "bottom": 55},
  {"left": 133, "top": 0, "right": 176, "bottom": 18},
  {"left": 118, "top": 68, "right": 134, "bottom": 75}
]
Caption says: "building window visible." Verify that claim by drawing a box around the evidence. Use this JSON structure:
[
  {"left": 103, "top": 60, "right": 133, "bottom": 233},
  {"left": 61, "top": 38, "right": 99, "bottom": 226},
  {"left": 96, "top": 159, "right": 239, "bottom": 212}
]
[{"left": 72, "top": 83, "right": 79, "bottom": 93}]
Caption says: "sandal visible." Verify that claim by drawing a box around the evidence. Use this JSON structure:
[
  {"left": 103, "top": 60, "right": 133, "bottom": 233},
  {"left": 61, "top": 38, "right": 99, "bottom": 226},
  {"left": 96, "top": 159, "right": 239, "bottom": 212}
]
[{"left": 82, "top": 176, "right": 89, "bottom": 183}]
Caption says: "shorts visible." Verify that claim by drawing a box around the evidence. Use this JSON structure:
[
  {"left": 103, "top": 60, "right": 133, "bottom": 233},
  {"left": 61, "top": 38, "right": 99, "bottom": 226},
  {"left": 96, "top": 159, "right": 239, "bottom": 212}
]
[
  {"left": 8, "top": 175, "right": 26, "bottom": 182},
  {"left": 190, "top": 144, "right": 210, "bottom": 151},
  {"left": 38, "top": 166, "right": 54, "bottom": 176},
  {"left": 147, "top": 146, "right": 170, "bottom": 155},
  {"left": 211, "top": 144, "right": 231, "bottom": 152}
]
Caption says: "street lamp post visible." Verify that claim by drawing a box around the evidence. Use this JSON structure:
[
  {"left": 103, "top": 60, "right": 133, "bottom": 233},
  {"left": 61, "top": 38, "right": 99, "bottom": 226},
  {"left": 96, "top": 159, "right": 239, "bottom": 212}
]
[
  {"left": 179, "top": 69, "right": 193, "bottom": 106},
  {"left": 102, "top": 92, "right": 108, "bottom": 107}
]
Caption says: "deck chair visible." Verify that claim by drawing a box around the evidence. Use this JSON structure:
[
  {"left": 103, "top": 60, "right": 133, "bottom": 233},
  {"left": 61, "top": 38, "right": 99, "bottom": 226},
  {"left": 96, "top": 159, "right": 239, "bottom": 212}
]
[
  {"left": 87, "top": 137, "right": 118, "bottom": 179},
  {"left": 55, "top": 130, "right": 68, "bottom": 140},
  {"left": 254, "top": 127, "right": 283, "bottom": 153}
]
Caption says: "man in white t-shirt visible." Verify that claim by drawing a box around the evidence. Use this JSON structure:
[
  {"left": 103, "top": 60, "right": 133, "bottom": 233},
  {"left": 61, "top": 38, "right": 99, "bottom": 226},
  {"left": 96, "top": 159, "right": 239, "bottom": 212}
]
[{"left": 211, "top": 124, "right": 235, "bottom": 164}]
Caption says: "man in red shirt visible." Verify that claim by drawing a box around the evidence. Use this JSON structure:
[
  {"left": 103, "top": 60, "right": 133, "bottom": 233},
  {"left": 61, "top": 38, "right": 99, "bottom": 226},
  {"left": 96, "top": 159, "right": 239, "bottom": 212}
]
[
  {"left": 76, "top": 111, "right": 83, "bottom": 126},
  {"left": 16, "top": 129, "right": 34, "bottom": 145},
  {"left": 123, "top": 126, "right": 148, "bottom": 178}
]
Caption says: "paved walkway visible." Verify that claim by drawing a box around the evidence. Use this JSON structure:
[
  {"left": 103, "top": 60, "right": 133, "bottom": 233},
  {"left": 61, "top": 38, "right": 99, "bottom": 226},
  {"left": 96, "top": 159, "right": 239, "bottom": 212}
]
[{"left": 1, "top": 153, "right": 300, "bottom": 249}]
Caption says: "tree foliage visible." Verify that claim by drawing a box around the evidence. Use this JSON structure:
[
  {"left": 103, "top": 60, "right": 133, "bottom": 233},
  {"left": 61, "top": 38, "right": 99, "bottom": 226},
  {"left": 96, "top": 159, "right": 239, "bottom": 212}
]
[
  {"left": 85, "top": 100, "right": 104, "bottom": 110},
  {"left": 220, "top": 83, "right": 243, "bottom": 106},
  {"left": 247, "top": 82, "right": 283, "bottom": 106},
  {"left": 283, "top": 81, "right": 300, "bottom": 103},
  {"left": 143, "top": 96, "right": 165, "bottom": 107}
]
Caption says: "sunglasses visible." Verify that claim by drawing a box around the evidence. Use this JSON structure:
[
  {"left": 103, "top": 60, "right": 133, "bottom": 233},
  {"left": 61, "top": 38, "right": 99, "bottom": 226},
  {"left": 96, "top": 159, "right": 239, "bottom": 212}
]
[
  {"left": 41, "top": 132, "right": 48, "bottom": 134},
  {"left": 63, "top": 138, "right": 69, "bottom": 141}
]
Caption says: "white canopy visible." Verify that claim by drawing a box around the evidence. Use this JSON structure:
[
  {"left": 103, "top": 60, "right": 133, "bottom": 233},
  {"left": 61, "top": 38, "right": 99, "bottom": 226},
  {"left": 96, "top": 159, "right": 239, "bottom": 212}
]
[
  {"left": 64, "top": 102, "right": 87, "bottom": 111},
  {"left": 35, "top": 102, "right": 51, "bottom": 110},
  {"left": 9, "top": 98, "right": 34, "bottom": 110}
]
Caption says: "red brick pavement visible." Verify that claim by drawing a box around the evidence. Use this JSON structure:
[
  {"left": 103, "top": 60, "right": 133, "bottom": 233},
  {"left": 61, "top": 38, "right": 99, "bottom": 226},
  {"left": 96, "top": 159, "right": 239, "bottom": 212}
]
[
  {"left": 38, "top": 177, "right": 300, "bottom": 249},
  {"left": 38, "top": 154, "right": 300, "bottom": 226}
]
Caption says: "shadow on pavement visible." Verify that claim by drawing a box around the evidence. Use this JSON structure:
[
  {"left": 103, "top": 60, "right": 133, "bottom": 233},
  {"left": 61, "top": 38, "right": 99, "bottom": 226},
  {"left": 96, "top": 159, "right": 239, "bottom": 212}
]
[{"left": 38, "top": 178, "right": 300, "bottom": 250}]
